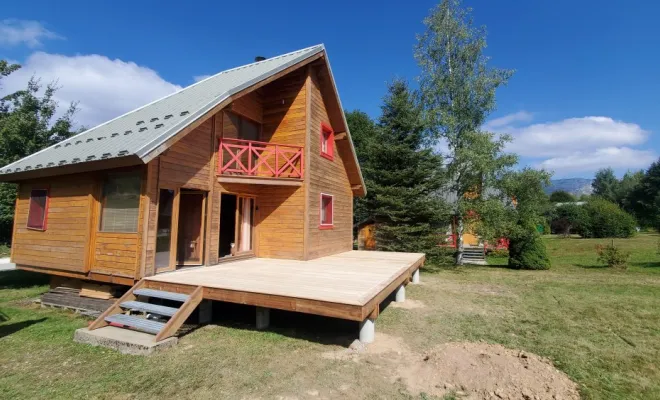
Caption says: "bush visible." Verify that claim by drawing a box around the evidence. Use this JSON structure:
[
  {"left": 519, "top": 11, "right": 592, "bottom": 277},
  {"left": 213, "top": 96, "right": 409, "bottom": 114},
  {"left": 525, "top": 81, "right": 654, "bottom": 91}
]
[
  {"left": 508, "top": 231, "right": 551, "bottom": 270},
  {"left": 551, "top": 203, "right": 587, "bottom": 236},
  {"left": 578, "top": 198, "right": 636, "bottom": 238},
  {"left": 596, "top": 242, "right": 630, "bottom": 269},
  {"left": 488, "top": 248, "right": 509, "bottom": 258}
]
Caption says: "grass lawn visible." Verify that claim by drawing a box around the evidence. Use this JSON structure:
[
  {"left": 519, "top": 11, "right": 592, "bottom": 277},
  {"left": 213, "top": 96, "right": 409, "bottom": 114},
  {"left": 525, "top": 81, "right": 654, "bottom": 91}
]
[
  {"left": 1, "top": 234, "right": 659, "bottom": 399},
  {"left": 0, "top": 244, "right": 9, "bottom": 257}
]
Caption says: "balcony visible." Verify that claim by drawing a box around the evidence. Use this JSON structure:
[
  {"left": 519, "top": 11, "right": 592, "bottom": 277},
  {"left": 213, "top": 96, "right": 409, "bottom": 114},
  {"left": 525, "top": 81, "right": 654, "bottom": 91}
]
[{"left": 217, "top": 138, "right": 304, "bottom": 186}]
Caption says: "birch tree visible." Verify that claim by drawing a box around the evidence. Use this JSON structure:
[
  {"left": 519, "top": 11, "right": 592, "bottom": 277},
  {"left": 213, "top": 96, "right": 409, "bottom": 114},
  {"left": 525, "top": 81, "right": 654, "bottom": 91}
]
[{"left": 415, "top": 0, "right": 517, "bottom": 264}]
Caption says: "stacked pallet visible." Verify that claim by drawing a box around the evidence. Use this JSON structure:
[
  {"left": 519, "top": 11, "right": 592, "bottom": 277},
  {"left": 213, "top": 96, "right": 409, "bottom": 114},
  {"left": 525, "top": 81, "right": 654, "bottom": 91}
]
[{"left": 40, "top": 278, "right": 119, "bottom": 317}]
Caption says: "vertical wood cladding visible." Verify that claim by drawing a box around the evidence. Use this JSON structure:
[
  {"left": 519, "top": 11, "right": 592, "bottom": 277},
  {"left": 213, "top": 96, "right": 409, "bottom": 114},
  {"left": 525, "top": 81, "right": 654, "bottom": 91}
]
[
  {"left": 159, "top": 119, "right": 213, "bottom": 190},
  {"left": 306, "top": 68, "right": 354, "bottom": 259}
]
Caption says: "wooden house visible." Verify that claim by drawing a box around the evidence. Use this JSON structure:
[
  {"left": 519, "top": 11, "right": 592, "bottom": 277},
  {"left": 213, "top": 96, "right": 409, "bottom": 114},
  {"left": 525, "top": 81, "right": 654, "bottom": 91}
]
[{"left": 0, "top": 45, "right": 425, "bottom": 347}]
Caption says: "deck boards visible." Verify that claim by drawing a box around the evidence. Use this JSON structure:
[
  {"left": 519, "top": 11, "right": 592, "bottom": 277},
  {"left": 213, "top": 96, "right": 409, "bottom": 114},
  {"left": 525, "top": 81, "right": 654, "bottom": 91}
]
[{"left": 145, "top": 251, "right": 424, "bottom": 307}]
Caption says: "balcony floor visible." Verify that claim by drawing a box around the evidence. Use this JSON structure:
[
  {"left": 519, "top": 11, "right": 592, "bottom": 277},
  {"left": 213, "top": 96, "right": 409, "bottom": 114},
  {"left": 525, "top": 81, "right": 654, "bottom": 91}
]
[{"left": 217, "top": 175, "right": 303, "bottom": 186}]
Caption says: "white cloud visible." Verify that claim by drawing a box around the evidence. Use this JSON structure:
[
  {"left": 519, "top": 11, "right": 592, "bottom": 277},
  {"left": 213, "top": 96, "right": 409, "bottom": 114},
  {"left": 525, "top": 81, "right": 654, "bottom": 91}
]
[
  {"left": 506, "top": 116, "right": 648, "bottom": 157},
  {"left": 485, "top": 111, "right": 655, "bottom": 176},
  {"left": 537, "top": 147, "right": 656, "bottom": 174},
  {"left": 0, "top": 52, "right": 182, "bottom": 128},
  {"left": 0, "top": 19, "right": 63, "bottom": 47},
  {"left": 484, "top": 111, "right": 533, "bottom": 130},
  {"left": 193, "top": 74, "right": 211, "bottom": 82}
]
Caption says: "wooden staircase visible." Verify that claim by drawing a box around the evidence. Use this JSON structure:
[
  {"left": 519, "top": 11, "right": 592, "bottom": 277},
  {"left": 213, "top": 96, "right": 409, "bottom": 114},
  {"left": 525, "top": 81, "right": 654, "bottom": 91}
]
[{"left": 88, "top": 280, "right": 203, "bottom": 342}]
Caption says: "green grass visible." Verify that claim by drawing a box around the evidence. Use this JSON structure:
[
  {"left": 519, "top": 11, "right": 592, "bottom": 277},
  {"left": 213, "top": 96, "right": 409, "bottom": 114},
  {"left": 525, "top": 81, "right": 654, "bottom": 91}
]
[
  {"left": 0, "top": 244, "right": 9, "bottom": 257},
  {"left": 0, "top": 234, "right": 659, "bottom": 399}
]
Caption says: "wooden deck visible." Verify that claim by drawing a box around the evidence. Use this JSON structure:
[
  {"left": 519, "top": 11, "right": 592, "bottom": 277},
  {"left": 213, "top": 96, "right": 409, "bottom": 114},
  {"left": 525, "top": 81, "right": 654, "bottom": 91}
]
[{"left": 143, "top": 251, "right": 425, "bottom": 322}]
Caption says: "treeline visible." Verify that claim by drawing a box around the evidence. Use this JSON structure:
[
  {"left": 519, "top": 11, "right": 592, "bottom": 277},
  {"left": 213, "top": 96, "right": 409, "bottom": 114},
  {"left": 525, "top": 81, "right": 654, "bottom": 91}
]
[{"left": 548, "top": 163, "right": 660, "bottom": 238}]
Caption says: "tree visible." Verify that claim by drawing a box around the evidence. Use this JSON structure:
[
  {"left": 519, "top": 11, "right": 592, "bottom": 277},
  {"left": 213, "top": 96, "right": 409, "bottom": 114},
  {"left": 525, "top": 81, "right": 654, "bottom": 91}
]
[
  {"left": 592, "top": 168, "right": 618, "bottom": 203},
  {"left": 549, "top": 190, "right": 575, "bottom": 203},
  {"left": 618, "top": 170, "right": 643, "bottom": 213},
  {"left": 345, "top": 110, "right": 380, "bottom": 226},
  {"left": 415, "top": 0, "right": 516, "bottom": 264},
  {"left": 550, "top": 203, "right": 586, "bottom": 237},
  {"left": 500, "top": 168, "right": 552, "bottom": 269},
  {"left": 0, "top": 60, "right": 78, "bottom": 243},
  {"left": 357, "top": 80, "right": 449, "bottom": 256},
  {"left": 629, "top": 159, "right": 660, "bottom": 231}
]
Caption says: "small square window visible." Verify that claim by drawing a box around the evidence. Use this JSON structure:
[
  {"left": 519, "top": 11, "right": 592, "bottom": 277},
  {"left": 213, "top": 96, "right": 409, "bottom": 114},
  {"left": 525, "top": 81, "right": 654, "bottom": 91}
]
[
  {"left": 27, "top": 189, "right": 49, "bottom": 230},
  {"left": 320, "top": 193, "right": 333, "bottom": 229},
  {"left": 320, "top": 122, "right": 334, "bottom": 161}
]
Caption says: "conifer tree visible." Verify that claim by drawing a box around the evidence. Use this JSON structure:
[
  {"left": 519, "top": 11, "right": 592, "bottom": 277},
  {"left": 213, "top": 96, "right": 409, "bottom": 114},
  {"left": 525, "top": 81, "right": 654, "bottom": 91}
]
[{"left": 358, "top": 80, "right": 449, "bottom": 256}]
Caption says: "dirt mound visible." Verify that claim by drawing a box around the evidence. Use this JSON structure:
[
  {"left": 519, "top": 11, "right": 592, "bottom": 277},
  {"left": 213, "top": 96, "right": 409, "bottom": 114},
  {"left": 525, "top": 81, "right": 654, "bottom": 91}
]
[
  {"left": 398, "top": 341, "right": 579, "bottom": 399},
  {"left": 322, "top": 334, "right": 579, "bottom": 400}
]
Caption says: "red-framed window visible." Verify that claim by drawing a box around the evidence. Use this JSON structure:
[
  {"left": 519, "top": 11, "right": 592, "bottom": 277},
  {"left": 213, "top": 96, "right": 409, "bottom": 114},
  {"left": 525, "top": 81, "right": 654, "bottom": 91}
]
[
  {"left": 320, "top": 122, "right": 334, "bottom": 161},
  {"left": 27, "top": 188, "right": 49, "bottom": 231},
  {"left": 320, "top": 193, "right": 334, "bottom": 229}
]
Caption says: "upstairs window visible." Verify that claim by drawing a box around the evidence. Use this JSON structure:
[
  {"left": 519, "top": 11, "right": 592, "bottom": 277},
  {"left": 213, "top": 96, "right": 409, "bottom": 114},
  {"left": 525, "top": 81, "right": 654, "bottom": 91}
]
[
  {"left": 320, "top": 193, "right": 334, "bottom": 229},
  {"left": 27, "top": 189, "right": 49, "bottom": 230},
  {"left": 320, "top": 122, "right": 334, "bottom": 161},
  {"left": 100, "top": 173, "right": 141, "bottom": 232}
]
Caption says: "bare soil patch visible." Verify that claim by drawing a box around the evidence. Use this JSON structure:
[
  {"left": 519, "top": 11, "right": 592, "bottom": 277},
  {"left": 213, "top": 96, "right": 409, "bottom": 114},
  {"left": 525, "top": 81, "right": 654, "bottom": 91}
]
[
  {"left": 323, "top": 334, "right": 579, "bottom": 400},
  {"left": 390, "top": 299, "right": 426, "bottom": 309}
]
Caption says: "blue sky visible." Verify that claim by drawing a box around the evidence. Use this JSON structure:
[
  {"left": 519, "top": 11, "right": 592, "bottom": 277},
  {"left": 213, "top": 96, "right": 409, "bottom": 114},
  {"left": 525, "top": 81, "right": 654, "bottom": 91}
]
[{"left": 1, "top": 0, "right": 658, "bottom": 178}]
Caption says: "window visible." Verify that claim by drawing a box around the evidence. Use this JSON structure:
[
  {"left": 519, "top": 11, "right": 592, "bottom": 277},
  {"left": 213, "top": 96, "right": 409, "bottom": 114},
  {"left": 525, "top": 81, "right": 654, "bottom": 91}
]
[
  {"left": 100, "top": 173, "right": 141, "bottom": 232},
  {"left": 229, "top": 112, "right": 260, "bottom": 141},
  {"left": 320, "top": 193, "right": 333, "bottom": 229},
  {"left": 320, "top": 122, "right": 334, "bottom": 160},
  {"left": 27, "top": 189, "right": 49, "bottom": 230}
]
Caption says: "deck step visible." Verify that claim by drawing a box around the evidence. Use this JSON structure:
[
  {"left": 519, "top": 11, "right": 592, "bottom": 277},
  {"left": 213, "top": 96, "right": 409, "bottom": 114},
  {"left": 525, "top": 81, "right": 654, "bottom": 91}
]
[
  {"left": 120, "top": 301, "right": 179, "bottom": 317},
  {"left": 133, "top": 288, "right": 190, "bottom": 303},
  {"left": 105, "top": 314, "right": 165, "bottom": 335}
]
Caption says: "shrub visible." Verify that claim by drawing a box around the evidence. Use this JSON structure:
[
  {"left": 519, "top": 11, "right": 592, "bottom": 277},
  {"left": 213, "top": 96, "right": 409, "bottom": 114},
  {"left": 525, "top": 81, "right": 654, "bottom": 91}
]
[
  {"left": 508, "top": 231, "right": 551, "bottom": 270},
  {"left": 578, "top": 198, "right": 636, "bottom": 238},
  {"left": 596, "top": 242, "right": 630, "bottom": 269},
  {"left": 488, "top": 248, "right": 509, "bottom": 258},
  {"left": 551, "top": 203, "right": 587, "bottom": 237}
]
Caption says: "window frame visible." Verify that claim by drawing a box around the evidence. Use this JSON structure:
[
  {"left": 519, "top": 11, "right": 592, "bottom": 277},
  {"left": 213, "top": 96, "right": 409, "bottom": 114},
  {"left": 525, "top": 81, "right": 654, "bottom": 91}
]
[
  {"left": 98, "top": 172, "right": 143, "bottom": 233},
  {"left": 26, "top": 188, "right": 49, "bottom": 231},
  {"left": 319, "top": 193, "right": 334, "bottom": 229},
  {"left": 320, "top": 122, "right": 334, "bottom": 161}
]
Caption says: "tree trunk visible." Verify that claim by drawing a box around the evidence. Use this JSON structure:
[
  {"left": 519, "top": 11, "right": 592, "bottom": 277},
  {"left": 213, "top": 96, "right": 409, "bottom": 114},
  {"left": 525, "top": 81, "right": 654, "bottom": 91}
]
[{"left": 455, "top": 213, "right": 464, "bottom": 265}]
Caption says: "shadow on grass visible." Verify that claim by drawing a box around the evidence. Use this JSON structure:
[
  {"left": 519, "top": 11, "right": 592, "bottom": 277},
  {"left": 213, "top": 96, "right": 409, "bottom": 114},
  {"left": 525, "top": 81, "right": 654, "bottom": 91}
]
[
  {"left": 0, "top": 270, "right": 49, "bottom": 290},
  {"left": 0, "top": 317, "right": 47, "bottom": 338},
  {"left": 575, "top": 263, "right": 609, "bottom": 269},
  {"left": 631, "top": 261, "right": 660, "bottom": 268},
  {"left": 201, "top": 293, "right": 404, "bottom": 347}
]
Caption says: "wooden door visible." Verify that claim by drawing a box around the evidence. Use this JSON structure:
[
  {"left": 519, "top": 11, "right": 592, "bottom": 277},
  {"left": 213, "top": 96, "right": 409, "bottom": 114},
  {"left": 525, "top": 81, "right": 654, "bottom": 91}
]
[{"left": 177, "top": 192, "right": 206, "bottom": 265}]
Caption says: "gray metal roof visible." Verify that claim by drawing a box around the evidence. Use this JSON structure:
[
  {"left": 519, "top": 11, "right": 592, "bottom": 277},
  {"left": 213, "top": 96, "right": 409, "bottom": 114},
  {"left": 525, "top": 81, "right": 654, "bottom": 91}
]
[{"left": 0, "top": 45, "right": 324, "bottom": 177}]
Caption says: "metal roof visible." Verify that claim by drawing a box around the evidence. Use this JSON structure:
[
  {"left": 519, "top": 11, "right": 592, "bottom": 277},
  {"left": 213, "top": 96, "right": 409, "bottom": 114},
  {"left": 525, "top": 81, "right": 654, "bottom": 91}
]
[{"left": 0, "top": 45, "right": 324, "bottom": 177}]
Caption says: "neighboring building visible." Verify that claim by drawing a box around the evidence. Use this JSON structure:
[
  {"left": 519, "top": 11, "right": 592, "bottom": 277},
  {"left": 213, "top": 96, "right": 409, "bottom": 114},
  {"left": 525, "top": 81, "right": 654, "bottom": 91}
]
[{"left": 0, "top": 45, "right": 424, "bottom": 346}]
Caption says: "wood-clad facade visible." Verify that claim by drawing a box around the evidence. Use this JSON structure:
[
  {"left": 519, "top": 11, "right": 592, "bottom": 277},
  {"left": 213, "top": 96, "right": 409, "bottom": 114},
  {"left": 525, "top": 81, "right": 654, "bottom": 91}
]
[{"left": 9, "top": 55, "right": 364, "bottom": 286}]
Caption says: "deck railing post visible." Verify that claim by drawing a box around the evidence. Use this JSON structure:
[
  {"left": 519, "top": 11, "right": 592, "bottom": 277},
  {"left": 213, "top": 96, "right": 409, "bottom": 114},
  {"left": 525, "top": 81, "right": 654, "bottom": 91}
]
[
  {"left": 247, "top": 141, "right": 252, "bottom": 176},
  {"left": 217, "top": 139, "right": 223, "bottom": 175},
  {"left": 275, "top": 145, "right": 280, "bottom": 178}
]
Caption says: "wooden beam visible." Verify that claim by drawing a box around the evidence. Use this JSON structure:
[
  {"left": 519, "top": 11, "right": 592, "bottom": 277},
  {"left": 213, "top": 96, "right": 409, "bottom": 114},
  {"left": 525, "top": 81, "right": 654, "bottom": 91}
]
[
  {"left": 351, "top": 185, "right": 362, "bottom": 191},
  {"left": 334, "top": 132, "right": 347, "bottom": 140},
  {"left": 217, "top": 176, "right": 303, "bottom": 187},
  {"left": 155, "top": 286, "right": 203, "bottom": 341}
]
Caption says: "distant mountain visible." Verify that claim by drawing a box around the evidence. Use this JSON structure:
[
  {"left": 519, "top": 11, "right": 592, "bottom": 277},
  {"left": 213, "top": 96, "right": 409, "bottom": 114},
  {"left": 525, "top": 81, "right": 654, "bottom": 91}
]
[{"left": 545, "top": 178, "right": 593, "bottom": 196}]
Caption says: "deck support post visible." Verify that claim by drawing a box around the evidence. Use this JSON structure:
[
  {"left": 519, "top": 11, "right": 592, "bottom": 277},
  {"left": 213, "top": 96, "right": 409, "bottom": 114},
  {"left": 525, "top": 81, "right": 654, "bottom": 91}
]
[
  {"left": 412, "top": 269, "right": 420, "bottom": 284},
  {"left": 395, "top": 284, "right": 406, "bottom": 303},
  {"left": 256, "top": 307, "right": 270, "bottom": 330},
  {"left": 359, "top": 318, "right": 375, "bottom": 343},
  {"left": 198, "top": 300, "right": 212, "bottom": 324}
]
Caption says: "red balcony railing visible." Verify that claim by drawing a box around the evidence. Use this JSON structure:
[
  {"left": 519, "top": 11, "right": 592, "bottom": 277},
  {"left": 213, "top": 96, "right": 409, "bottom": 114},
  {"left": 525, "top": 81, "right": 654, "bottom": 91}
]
[{"left": 218, "top": 138, "right": 304, "bottom": 179}]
